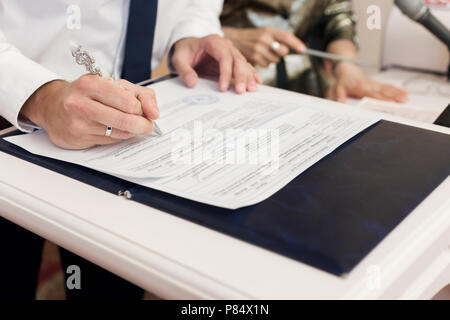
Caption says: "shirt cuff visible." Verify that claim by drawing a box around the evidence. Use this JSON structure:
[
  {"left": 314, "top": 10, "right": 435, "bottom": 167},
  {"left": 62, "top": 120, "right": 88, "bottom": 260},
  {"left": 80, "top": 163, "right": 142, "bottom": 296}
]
[{"left": 0, "top": 51, "right": 60, "bottom": 132}]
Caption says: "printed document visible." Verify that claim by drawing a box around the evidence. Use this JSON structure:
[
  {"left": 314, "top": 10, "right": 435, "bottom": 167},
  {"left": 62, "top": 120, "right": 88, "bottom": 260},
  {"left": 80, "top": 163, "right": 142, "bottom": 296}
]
[{"left": 5, "top": 78, "right": 379, "bottom": 209}]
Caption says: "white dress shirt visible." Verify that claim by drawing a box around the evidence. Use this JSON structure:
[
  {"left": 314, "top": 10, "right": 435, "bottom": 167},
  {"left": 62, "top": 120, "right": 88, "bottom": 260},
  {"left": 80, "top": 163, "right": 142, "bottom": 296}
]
[{"left": 0, "top": 0, "right": 223, "bottom": 131}]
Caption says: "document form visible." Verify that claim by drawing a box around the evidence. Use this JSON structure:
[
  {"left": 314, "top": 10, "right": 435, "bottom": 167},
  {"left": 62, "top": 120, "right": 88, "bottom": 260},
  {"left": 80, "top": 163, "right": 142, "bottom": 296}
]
[{"left": 5, "top": 78, "right": 379, "bottom": 209}]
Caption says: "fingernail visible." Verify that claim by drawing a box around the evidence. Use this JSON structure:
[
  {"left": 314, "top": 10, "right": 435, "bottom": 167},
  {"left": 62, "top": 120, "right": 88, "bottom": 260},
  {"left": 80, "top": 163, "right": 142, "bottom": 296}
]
[
  {"left": 237, "top": 83, "right": 246, "bottom": 94},
  {"left": 256, "top": 74, "right": 263, "bottom": 83},
  {"left": 248, "top": 82, "right": 257, "bottom": 92},
  {"left": 183, "top": 73, "right": 196, "bottom": 87},
  {"left": 220, "top": 81, "right": 229, "bottom": 92},
  {"left": 298, "top": 45, "right": 306, "bottom": 53},
  {"left": 147, "top": 120, "right": 155, "bottom": 135}
]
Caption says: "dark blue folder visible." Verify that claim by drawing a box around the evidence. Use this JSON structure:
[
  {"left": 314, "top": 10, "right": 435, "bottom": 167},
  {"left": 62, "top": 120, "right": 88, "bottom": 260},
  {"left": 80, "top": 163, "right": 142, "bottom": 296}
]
[{"left": 1, "top": 91, "right": 449, "bottom": 277}]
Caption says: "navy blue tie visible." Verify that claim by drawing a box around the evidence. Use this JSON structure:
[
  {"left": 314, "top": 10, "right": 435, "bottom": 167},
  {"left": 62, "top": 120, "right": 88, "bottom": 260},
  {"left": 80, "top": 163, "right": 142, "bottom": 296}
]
[{"left": 121, "top": 0, "right": 158, "bottom": 83}]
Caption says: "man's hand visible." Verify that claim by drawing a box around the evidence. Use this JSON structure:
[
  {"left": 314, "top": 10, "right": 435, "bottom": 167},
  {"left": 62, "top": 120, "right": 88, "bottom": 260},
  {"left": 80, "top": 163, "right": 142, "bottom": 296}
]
[
  {"left": 20, "top": 75, "right": 159, "bottom": 149},
  {"left": 171, "top": 34, "right": 262, "bottom": 94},
  {"left": 222, "top": 26, "right": 306, "bottom": 68},
  {"left": 326, "top": 62, "right": 409, "bottom": 103}
]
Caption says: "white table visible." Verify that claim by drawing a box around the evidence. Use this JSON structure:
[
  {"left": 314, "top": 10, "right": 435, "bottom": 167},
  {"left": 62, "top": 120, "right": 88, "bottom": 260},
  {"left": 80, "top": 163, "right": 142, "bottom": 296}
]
[{"left": 1, "top": 99, "right": 449, "bottom": 300}]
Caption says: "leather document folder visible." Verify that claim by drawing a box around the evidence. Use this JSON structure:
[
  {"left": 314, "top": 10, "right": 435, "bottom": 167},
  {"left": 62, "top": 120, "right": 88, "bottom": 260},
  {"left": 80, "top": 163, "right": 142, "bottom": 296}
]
[{"left": 1, "top": 76, "right": 449, "bottom": 276}]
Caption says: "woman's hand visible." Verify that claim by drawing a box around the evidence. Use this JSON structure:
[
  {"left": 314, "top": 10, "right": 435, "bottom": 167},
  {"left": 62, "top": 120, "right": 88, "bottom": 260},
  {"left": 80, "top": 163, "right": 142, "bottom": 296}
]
[
  {"left": 326, "top": 62, "right": 409, "bottom": 103},
  {"left": 325, "top": 40, "right": 408, "bottom": 103},
  {"left": 222, "top": 26, "right": 306, "bottom": 68}
]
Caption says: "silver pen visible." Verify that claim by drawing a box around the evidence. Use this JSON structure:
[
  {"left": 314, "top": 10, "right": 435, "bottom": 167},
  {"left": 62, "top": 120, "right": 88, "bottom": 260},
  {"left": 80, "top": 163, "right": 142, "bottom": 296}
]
[
  {"left": 302, "top": 48, "right": 375, "bottom": 68},
  {"left": 70, "top": 43, "right": 162, "bottom": 136}
]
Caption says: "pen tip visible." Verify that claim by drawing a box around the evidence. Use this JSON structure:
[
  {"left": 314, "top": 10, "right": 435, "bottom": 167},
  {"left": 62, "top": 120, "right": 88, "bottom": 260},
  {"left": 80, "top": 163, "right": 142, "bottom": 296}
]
[{"left": 153, "top": 124, "right": 163, "bottom": 136}]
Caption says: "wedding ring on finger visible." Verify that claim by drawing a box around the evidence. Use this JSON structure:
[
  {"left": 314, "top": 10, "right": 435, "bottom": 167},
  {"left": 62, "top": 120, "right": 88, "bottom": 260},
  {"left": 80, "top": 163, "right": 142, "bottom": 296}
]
[
  {"left": 271, "top": 41, "right": 281, "bottom": 52},
  {"left": 105, "top": 125, "right": 113, "bottom": 137}
]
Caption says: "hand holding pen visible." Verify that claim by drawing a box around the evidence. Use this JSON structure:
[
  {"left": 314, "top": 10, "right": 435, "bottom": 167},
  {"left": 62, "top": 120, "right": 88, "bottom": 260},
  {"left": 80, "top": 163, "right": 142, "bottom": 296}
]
[
  {"left": 19, "top": 45, "right": 160, "bottom": 150},
  {"left": 71, "top": 44, "right": 162, "bottom": 136}
]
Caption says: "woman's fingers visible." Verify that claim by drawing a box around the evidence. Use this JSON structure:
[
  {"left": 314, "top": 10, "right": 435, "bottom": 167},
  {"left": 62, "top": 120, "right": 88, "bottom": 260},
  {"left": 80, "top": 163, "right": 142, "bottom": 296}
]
[
  {"left": 257, "top": 30, "right": 290, "bottom": 57},
  {"left": 253, "top": 28, "right": 306, "bottom": 67},
  {"left": 379, "top": 83, "right": 409, "bottom": 103},
  {"left": 273, "top": 43, "right": 290, "bottom": 57},
  {"left": 255, "top": 43, "right": 281, "bottom": 64},
  {"left": 252, "top": 53, "right": 272, "bottom": 68},
  {"left": 272, "top": 28, "right": 306, "bottom": 53}
]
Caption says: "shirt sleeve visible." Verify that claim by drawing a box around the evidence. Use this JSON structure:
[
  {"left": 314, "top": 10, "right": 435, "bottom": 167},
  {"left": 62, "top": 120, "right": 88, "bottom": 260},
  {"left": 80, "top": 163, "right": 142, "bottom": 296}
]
[
  {"left": 167, "top": 0, "right": 224, "bottom": 53},
  {"left": 321, "top": 0, "right": 358, "bottom": 48},
  {"left": 0, "top": 29, "right": 60, "bottom": 132}
]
